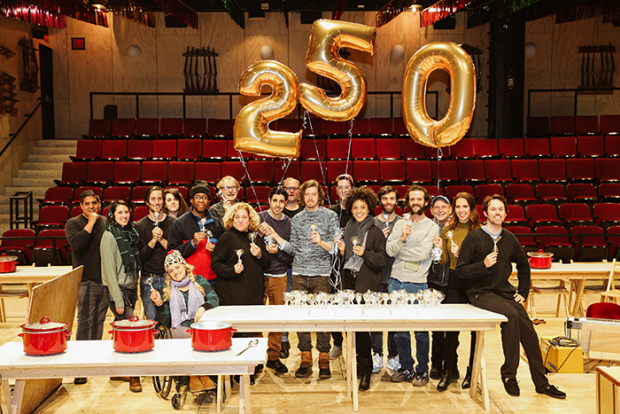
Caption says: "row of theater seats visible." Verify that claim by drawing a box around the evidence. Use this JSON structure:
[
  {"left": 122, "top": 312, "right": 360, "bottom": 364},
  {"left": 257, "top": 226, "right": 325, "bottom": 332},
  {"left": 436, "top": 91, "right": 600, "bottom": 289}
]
[
  {"left": 54, "top": 157, "right": 620, "bottom": 189},
  {"left": 71, "top": 135, "right": 620, "bottom": 162},
  {"left": 84, "top": 115, "right": 620, "bottom": 141},
  {"left": 527, "top": 115, "right": 620, "bottom": 137}
]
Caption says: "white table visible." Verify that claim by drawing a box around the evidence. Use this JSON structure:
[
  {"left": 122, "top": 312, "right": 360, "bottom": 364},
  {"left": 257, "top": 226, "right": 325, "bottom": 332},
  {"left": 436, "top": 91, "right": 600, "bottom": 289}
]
[
  {"left": 201, "top": 304, "right": 506, "bottom": 412},
  {"left": 0, "top": 337, "right": 267, "bottom": 414}
]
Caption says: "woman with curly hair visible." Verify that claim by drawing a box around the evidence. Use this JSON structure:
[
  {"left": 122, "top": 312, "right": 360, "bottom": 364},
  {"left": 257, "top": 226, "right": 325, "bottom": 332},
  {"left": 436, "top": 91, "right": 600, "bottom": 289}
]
[
  {"left": 151, "top": 250, "right": 219, "bottom": 393},
  {"left": 337, "top": 187, "right": 389, "bottom": 391},
  {"left": 211, "top": 203, "right": 271, "bottom": 306},
  {"left": 432, "top": 192, "right": 482, "bottom": 391},
  {"left": 163, "top": 188, "right": 189, "bottom": 218}
]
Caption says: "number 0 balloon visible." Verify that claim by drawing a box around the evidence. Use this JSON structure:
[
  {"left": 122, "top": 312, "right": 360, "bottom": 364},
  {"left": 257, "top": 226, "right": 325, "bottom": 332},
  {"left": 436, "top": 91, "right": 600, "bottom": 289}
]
[
  {"left": 402, "top": 42, "right": 476, "bottom": 148},
  {"left": 234, "top": 60, "right": 302, "bottom": 158}
]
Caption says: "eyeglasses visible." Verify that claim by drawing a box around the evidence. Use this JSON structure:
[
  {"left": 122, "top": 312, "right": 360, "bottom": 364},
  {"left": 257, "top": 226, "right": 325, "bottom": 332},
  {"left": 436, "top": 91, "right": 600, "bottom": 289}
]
[
  {"left": 284, "top": 186, "right": 299, "bottom": 191},
  {"left": 221, "top": 186, "right": 238, "bottom": 191},
  {"left": 337, "top": 186, "right": 351, "bottom": 191},
  {"left": 193, "top": 196, "right": 209, "bottom": 201}
]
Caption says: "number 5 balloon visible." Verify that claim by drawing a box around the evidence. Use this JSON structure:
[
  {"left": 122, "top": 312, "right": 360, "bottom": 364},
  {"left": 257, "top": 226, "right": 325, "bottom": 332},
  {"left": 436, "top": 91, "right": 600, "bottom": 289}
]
[
  {"left": 402, "top": 42, "right": 476, "bottom": 148},
  {"left": 299, "top": 19, "right": 376, "bottom": 122},
  {"left": 234, "top": 60, "right": 302, "bottom": 158}
]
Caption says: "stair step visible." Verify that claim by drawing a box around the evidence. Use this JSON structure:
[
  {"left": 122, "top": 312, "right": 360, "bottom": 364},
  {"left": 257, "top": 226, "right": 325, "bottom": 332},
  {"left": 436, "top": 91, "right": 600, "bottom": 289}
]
[
  {"left": 28, "top": 154, "right": 71, "bottom": 163},
  {"left": 13, "top": 177, "right": 56, "bottom": 187},
  {"left": 5, "top": 187, "right": 48, "bottom": 197},
  {"left": 0, "top": 203, "right": 40, "bottom": 215},
  {"left": 37, "top": 139, "right": 77, "bottom": 148},
  {"left": 23, "top": 162, "right": 64, "bottom": 170},
  {"left": 18, "top": 169, "right": 62, "bottom": 178},
  {"left": 32, "top": 147, "right": 76, "bottom": 155}
]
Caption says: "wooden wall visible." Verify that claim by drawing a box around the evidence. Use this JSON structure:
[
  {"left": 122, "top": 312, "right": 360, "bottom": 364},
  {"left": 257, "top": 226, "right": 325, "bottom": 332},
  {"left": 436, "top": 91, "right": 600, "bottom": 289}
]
[
  {"left": 49, "top": 10, "right": 489, "bottom": 138},
  {"left": 524, "top": 14, "right": 620, "bottom": 123}
]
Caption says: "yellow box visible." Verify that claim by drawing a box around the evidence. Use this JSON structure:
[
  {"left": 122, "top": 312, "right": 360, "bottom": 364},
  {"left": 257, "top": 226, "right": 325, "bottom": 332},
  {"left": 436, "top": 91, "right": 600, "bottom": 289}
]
[{"left": 540, "top": 337, "right": 584, "bottom": 373}]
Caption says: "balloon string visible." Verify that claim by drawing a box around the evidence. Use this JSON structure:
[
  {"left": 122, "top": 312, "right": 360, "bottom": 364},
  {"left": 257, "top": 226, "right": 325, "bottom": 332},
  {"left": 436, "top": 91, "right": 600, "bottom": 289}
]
[
  {"left": 238, "top": 152, "right": 263, "bottom": 212},
  {"left": 276, "top": 158, "right": 292, "bottom": 188},
  {"left": 303, "top": 110, "right": 330, "bottom": 205},
  {"left": 436, "top": 148, "right": 443, "bottom": 195}
]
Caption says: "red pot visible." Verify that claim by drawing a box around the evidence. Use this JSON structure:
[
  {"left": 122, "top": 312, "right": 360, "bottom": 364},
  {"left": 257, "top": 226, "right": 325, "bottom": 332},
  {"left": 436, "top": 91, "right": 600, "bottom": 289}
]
[
  {"left": 188, "top": 321, "right": 236, "bottom": 352},
  {"left": 0, "top": 253, "right": 17, "bottom": 273},
  {"left": 109, "top": 315, "right": 157, "bottom": 353},
  {"left": 20, "top": 316, "right": 71, "bottom": 356},
  {"left": 527, "top": 250, "right": 553, "bottom": 269}
]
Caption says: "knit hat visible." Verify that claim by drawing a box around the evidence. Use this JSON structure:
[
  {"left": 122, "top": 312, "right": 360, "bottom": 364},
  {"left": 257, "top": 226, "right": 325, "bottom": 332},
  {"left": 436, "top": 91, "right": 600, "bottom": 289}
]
[
  {"left": 164, "top": 250, "right": 187, "bottom": 272},
  {"left": 191, "top": 180, "right": 210, "bottom": 199}
]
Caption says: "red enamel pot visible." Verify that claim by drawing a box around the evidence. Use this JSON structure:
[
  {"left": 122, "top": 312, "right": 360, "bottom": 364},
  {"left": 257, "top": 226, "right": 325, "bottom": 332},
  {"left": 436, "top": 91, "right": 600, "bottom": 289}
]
[
  {"left": 188, "top": 321, "right": 236, "bottom": 352},
  {"left": 109, "top": 315, "right": 157, "bottom": 353},
  {"left": 0, "top": 254, "right": 18, "bottom": 273},
  {"left": 527, "top": 250, "right": 553, "bottom": 269},
  {"left": 20, "top": 316, "right": 71, "bottom": 356}
]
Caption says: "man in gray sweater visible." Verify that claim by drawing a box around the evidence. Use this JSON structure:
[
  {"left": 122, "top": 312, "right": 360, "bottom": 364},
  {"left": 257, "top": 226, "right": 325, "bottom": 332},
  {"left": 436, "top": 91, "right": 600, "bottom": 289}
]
[
  {"left": 277, "top": 180, "right": 339, "bottom": 380},
  {"left": 386, "top": 185, "right": 438, "bottom": 386}
]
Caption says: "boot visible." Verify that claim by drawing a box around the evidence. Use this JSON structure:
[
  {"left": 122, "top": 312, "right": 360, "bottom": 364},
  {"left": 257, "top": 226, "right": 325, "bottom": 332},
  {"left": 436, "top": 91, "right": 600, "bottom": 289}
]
[
  {"left": 462, "top": 366, "right": 472, "bottom": 389},
  {"left": 437, "top": 369, "right": 451, "bottom": 392},
  {"left": 129, "top": 376, "right": 142, "bottom": 393},
  {"left": 358, "top": 357, "right": 372, "bottom": 391},
  {"left": 318, "top": 352, "right": 331, "bottom": 379},
  {"left": 295, "top": 351, "right": 313, "bottom": 378},
  {"left": 279, "top": 340, "right": 290, "bottom": 359}
]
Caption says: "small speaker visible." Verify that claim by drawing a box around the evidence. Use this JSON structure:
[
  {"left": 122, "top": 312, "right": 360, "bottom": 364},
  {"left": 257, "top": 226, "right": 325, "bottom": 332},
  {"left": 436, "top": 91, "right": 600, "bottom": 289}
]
[
  {"left": 165, "top": 15, "right": 187, "bottom": 28},
  {"left": 104, "top": 105, "right": 118, "bottom": 120},
  {"left": 433, "top": 16, "right": 456, "bottom": 30}
]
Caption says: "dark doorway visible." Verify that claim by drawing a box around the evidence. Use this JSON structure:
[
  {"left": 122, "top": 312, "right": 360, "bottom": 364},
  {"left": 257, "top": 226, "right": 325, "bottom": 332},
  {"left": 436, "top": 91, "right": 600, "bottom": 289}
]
[{"left": 39, "top": 44, "right": 55, "bottom": 139}]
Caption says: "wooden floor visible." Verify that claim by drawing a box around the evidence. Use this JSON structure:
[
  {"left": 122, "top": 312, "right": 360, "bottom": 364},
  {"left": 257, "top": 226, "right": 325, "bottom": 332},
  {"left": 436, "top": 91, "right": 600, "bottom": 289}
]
[{"left": 0, "top": 288, "right": 609, "bottom": 414}]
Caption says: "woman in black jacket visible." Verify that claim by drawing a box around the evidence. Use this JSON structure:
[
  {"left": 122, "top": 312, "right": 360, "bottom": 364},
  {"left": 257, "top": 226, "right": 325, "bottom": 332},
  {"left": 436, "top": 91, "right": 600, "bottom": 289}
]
[
  {"left": 211, "top": 203, "right": 271, "bottom": 306},
  {"left": 337, "top": 187, "right": 389, "bottom": 391}
]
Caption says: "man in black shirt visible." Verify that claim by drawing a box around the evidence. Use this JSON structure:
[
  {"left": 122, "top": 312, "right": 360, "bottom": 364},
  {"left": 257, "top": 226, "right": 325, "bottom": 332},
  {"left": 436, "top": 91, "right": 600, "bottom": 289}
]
[
  {"left": 65, "top": 189, "right": 108, "bottom": 385},
  {"left": 135, "top": 186, "right": 175, "bottom": 321},
  {"left": 283, "top": 177, "right": 303, "bottom": 218}
]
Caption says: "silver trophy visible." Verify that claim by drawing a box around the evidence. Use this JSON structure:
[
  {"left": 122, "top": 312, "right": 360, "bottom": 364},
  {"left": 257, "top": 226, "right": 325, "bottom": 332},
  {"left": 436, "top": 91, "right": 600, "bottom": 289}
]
[
  {"left": 249, "top": 232, "right": 257, "bottom": 243},
  {"left": 351, "top": 236, "right": 360, "bottom": 253},
  {"left": 447, "top": 231, "right": 454, "bottom": 244},
  {"left": 403, "top": 213, "right": 411, "bottom": 222},
  {"left": 383, "top": 213, "right": 390, "bottom": 229},
  {"left": 493, "top": 235, "right": 502, "bottom": 253},
  {"left": 199, "top": 217, "right": 207, "bottom": 233},
  {"left": 206, "top": 230, "right": 214, "bottom": 239},
  {"left": 236, "top": 249, "right": 244, "bottom": 261},
  {"left": 154, "top": 211, "right": 160, "bottom": 227},
  {"left": 264, "top": 235, "right": 275, "bottom": 248}
]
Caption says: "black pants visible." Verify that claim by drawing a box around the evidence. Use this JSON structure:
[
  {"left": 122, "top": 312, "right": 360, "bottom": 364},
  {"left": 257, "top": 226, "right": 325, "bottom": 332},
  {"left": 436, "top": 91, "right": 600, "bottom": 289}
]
[
  {"left": 471, "top": 292, "right": 549, "bottom": 391},
  {"left": 443, "top": 271, "right": 476, "bottom": 371},
  {"left": 103, "top": 285, "right": 138, "bottom": 321}
]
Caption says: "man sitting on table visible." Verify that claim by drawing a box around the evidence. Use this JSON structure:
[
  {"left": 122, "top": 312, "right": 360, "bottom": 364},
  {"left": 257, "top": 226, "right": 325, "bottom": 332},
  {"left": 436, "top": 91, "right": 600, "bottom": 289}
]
[{"left": 456, "top": 194, "right": 566, "bottom": 399}]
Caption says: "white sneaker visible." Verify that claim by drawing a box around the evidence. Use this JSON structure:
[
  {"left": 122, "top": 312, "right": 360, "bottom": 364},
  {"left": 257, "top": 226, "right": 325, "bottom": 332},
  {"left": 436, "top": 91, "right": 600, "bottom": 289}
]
[
  {"left": 372, "top": 353, "right": 383, "bottom": 373},
  {"left": 329, "top": 345, "right": 342, "bottom": 360},
  {"left": 386, "top": 356, "right": 401, "bottom": 371}
]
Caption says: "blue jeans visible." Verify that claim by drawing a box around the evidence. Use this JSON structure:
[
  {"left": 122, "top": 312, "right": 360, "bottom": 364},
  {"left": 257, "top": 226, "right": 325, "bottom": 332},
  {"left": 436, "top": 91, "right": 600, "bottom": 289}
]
[
  {"left": 140, "top": 274, "right": 166, "bottom": 321},
  {"left": 389, "top": 278, "right": 430, "bottom": 373}
]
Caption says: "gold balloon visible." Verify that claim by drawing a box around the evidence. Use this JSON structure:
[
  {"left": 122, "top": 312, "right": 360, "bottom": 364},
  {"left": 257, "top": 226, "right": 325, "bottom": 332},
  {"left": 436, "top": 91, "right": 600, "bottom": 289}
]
[
  {"left": 299, "top": 19, "right": 376, "bottom": 122},
  {"left": 234, "top": 60, "right": 302, "bottom": 158},
  {"left": 402, "top": 42, "right": 476, "bottom": 148}
]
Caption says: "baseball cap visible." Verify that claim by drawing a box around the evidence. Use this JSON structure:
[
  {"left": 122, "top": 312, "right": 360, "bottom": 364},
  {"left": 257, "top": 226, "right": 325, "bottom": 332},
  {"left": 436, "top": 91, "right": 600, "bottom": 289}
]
[{"left": 431, "top": 195, "right": 450, "bottom": 207}]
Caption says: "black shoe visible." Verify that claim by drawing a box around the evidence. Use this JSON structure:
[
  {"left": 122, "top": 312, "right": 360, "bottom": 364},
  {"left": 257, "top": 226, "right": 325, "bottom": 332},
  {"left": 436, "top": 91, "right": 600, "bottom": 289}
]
[
  {"left": 430, "top": 365, "right": 442, "bottom": 380},
  {"left": 451, "top": 367, "right": 460, "bottom": 381},
  {"left": 250, "top": 375, "right": 256, "bottom": 386},
  {"left": 74, "top": 377, "right": 87, "bottom": 385},
  {"left": 295, "top": 365, "right": 312, "bottom": 378},
  {"left": 503, "top": 377, "right": 520, "bottom": 397},
  {"left": 266, "top": 359, "right": 289, "bottom": 374},
  {"left": 319, "top": 367, "right": 331, "bottom": 379},
  {"left": 437, "top": 369, "right": 451, "bottom": 392},
  {"left": 462, "top": 366, "right": 472, "bottom": 389},
  {"left": 280, "top": 341, "right": 290, "bottom": 359},
  {"left": 537, "top": 384, "right": 566, "bottom": 399},
  {"left": 359, "top": 373, "right": 371, "bottom": 391},
  {"left": 254, "top": 364, "right": 263, "bottom": 374}
]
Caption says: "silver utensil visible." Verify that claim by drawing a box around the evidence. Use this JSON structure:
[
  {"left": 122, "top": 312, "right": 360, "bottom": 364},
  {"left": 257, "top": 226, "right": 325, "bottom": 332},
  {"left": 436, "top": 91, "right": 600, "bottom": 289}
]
[
  {"left": 236, "top": 339, "right": 259, "bottom": 356},
  {"left": 144, "top": 276, "right": 154, "bottom": 290},
  {"left": 493, "top": 236, "right": 502, "bottom": 253},
  {"left": 154, "top": 211, "right": 160, "bottom": 227}
]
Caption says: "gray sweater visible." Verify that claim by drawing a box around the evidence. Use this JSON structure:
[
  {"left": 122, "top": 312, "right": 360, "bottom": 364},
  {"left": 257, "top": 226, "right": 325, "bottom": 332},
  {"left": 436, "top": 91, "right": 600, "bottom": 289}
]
[
  {"left": 100, "top": 231, "right": 139, "bottom": 309},
  {"left": 386, "top": 217, "right": 439, "bottom": 284},
  {"left": 281, "top": 207, "right": 339, "bottom": 276}
]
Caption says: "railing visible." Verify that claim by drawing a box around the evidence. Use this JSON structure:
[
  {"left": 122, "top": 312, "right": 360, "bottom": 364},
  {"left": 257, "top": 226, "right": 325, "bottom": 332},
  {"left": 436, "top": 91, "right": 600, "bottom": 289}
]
[
  {"left": 0, "top": 99, "right": 42, "bottom": 158},
  {"left": 89, "top": 91, "right": 440, "bottom": 121}
]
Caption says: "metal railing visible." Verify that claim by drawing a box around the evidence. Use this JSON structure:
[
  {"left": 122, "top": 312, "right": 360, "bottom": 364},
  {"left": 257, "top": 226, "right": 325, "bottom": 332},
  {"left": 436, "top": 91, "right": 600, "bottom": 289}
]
[{"left": 0, "top": 99, "right": 42, "bottom": 158}]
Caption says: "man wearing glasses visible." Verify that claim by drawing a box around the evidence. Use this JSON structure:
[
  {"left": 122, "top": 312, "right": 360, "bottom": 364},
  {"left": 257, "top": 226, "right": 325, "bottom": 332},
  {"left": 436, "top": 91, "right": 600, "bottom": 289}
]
[
  {"left": 210, "top": 176, "right": 241, "bottom": 226},
  {"left": 283, "top": 177, "right": 303, "bottom": 218},
  {"left": 169, "top": 180, "right": 224, "bottom": 285}
]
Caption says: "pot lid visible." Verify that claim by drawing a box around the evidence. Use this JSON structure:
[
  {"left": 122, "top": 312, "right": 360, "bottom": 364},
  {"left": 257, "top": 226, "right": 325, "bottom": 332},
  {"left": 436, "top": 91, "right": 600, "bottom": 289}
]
[
  {"left": 527, "top": 250, "right": 554, "bottom": 258},
  {"left": 190, "top": 321, "right": 232, "bottom": 330},
  {"left": 21, "top": 316, "right": 67, "bottom": 331},
  {"left": 111, "top": 315, "right": 156, "bottom": 329},
  {"left": 0, "top": 254, "right": 18, "bottom": 262}
]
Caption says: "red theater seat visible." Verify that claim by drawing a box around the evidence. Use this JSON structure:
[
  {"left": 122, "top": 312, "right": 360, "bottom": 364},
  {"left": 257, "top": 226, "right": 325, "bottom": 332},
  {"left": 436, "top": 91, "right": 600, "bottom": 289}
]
[
  {"left": 248, "top": 160, "right": 274, "bottom": 185},
  {"left": 567, "top": 183, "right": 598, "bottom": 206},
  {"left": 221, "top": 161, "right": 247, "bottom": 183},
  {"left": 506, "top": 184, "right": 537, "bottom": 209},
  {"left": 551, "top": 116, "right": 575, "bottom": 137},
  {"left": 302, "top": 118, "right": 323, "bottom": 138},
  {"left": 349, "top": 118, "right": 370, "bottom": 138},
  {"left": 380, "top": 160, "right": 406, "bottom": 184},
  {"left": 475, "top": 184, "right": 504, "bottom": 205},
  {"left": 125, "top": 140, "right": 152, "bottom": 161},
  {"left": 527, "top": 117, "right": 551, "bottom": 138},
  {"left": 511, "top": 159, "right": 539, "bottom": 185},
  {"left": 400, "top": 138, "right": 426, "bottom": 160},
  {"left": 567, "top": 158, "right": 595, "bottom": 183},
  {"left": 159, "top": 118, "right": 183, "bottom": 139},
  {"left": 594, "top": 203, "right": 620, "bottom": 230},
  {"left": 82, "top": 119, "right": 111, "bottom": 139},
  {"left": 183, "top": 118, "right": 207, "bottom": 139},
  {"left": 324, "top": 121, "right": 347, "bottom": 138},
  {"left": 300, "top": 161, "right": 325, "bottom": 183},
  {"left": 302, "top": 139, "right": 326, "bottom": 161},
  {"left": 131, "top": 186, "right": 150, "bottom": 205},
  {"left": 141, "top": 161, "right": 168, "bottom": 186},
  {"left": 535, "top": 226, "right": 574, "bottom": 262},
  {"left": 227, "top": 141, "right": 251, "bottom": 161},
  {"left": 245, "top": 186, "right": 271, "bottom": 205},
  {"left": 275, "top": 160, "right": 300, "bottom": 183},
  {"left": 134, "top": 118, "right": 159, "bottom": 140},
  {"left": 33, "top": 229, "right": 68, "bottom": 265},
  {"left": 601, "top": 115, "right": 620, "bottom": 136},
  {"left": 327, "top": 161, "right": 353, "bottom": 184},
  {"left": 152, "top": 139, "right": 177, "bottom": 161},
  {"left": 431, "top": 160, "right": 459, "bottom": 186},
  {"left": 504, "top": 226, "right": 538, "bottom": 253},
  {"left": 351, "top": 138, "right": 375, "bottom": 160},
  {"left": 100, "top": 140, "right": 127, "bottom": 161},
  {"left": 550, "top": 137, "right": 577, "bottom": 158},
  {"left": 559, "top": 203, "right": 594, "bottom": 229},
  {"left": 133, "top": 206, "right": 149, "bottom": 222},
  {"left": 473, "top": 139, "right": 500, "bottom": 159},
  {"left": 536, "top": 183, "right": 567, "bottom": 208},
  {"left": 110, "top": 118, "right": 135, "bottom": 139},
  {"left": 207, "top": 119, "right": 232, "bottom": 139},
  {"left": 71, "top": 140, "right": 102, "bottom": 162},
  {"left": 36, "top": 205, "right": 69, "bottom": 232},
  {"left": 458, "top": 160, "right": 486, "bottom": 186},
  {"left": 499, "top": 138, "right": 525, "bottom": 159},
  {"left": 607, "top": 226, "right": 620, "bottom": 259},
  {"left": 575, "top": 115, "right": 600, "bottom": 136},
  {"left": 578, "top": 135, "right": 605, "bottom": 157},
  {"left": 370, "top": 118, "right": 394, "bottom": 137},
  {"left": 276, "top": 119, "right": 301, "bottom": 134},
  {"left": 113, "top": 161, "right": 140, "bottom": 186},
  {"left": 571, "top": 225, "right": 608, "bottom": 261},
  {"left": 86, "top": 162, "right": 114, "bottom": 187},
  {"left": 445, "top": 185, "right": 473, "bottom": 199},
  {"left": 326, "top": 139, "right": 350, "bottom": 160},
  {"left": 526, "top": 204, "right": 561, "bottom": 228},
  {"left": 376, "top": 138, "right": 401, "bottom": 160},
  {"left": 450, "top": 139, "right": 476, "bottom": 160},
  {"left": 504, "top": 205, "right": 528, "bottom": 226},
  {"left": 195, "top": 162, "right": 221, "bottom": 185},
  {"left": 0, "top": 229, "right": 35, "bottom": 264},
  {"left": 596, "top": 158, "right": 620, "bottom": 183},
  {"left": 177, "top": 139, "right": 201, "bottom": 162},
  {"left": 538, "top": 159, "right": 566, "bottom": 183},
  {"left": 38, "top": 187, "right": 73, "bottom": 207},
  {"left": 102, "top": 186, "right": 131, "bottom": 204},
  {"left": 202, "top": 139, "right": 227, "bottom": 162},
  {"left": 168, "top": 161, "right": 195, "bottom": 187},
  {"left": 605, "top": 136, "right": 620, "bottom": 157},
  {"left": 599, "top": 183, "right": 620, "bottom": 203},
  {"left": 406, "top": 161, "right": 432, "bottom": 185},
  {"left": 484, "top": 159, "right": 512, "bottom": 186},
  {"left": 353, "top": 160, "right": 380, "bottom": 185},
  {"left": 523, "top": 138, "right": 551, "bottom": 158}
]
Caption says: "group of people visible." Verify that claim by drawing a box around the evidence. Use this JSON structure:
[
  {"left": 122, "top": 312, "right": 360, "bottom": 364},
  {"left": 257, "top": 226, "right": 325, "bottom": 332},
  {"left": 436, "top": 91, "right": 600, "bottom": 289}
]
[{"left": 65, "top": 173, "right": 566, "bottom": 400}]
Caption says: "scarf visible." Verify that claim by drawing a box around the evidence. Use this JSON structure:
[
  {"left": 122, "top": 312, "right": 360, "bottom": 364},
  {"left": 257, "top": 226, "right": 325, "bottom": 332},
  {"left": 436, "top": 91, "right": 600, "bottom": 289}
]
[
  {"left": 107, "top": 223, "right": 141, "bottom": 274},
  {"left": 169, "top": 276, "right": 205, "bottom": 329},
  {"left": 343, "top": 215, "right": 375, "bottom": 273}
]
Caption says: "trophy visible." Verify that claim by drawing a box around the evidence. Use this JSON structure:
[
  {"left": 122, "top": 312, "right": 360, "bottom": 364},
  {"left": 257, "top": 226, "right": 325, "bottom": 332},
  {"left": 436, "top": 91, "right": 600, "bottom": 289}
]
[
  {"left": 403, "top": 213, "right": 411, "bottom": 222},
  {"left": 447, "top": 231, "right": 454, "bottom": 244},
  {"left": 236, "top": 249, "right": 244, "bottom": 261},
  {"left": 383, "top": 212, "right": 390, "bottom": 229},
  {"left": 199, "top": 218, "right": 207, "bottom": 233},
  {"left": 493, "top": 235, "right": 502, "bottom": 253},
  {"left": 351, "top": 236, "right": 360, "bottom": 253},
  {"left": 310, "top": 224, "right": 317, "bottom": 233},
  {"left": 264, "top": 235, "right": 274, "bottom": 248},
  {"left": 154, "top": 211, "right": 160, "bottom": 227},
  {"left": 249, "top": 232, "right": 257, "bottom": 243},
  {"left": 206, "top": 230, "right": 214, "bottom": 239}
]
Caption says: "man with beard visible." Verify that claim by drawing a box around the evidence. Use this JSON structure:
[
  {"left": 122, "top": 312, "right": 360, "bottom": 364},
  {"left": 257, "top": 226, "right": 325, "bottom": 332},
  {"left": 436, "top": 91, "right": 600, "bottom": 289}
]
[
  {"left": 275, "top": 180, "right": 339, "bottom": 379},
  {"left": 258, "top": 186, "right": 293, "bottom": 374},
  {"left": 210, "top": 176, "right": 241, "bottom": 226},
  {"left": 283, "top": 177, "right": 303, "bottom": 218},
  {"left": 169, "top": 180, "right": 224, "bottom": 285},
  {"left": 134, "top": 186, "right": 175, "bottom": 321},
  {"left": 427, "top": 195, "right": 453, "bottom": 381},
  {"left": 370, "top": 185, "right": 402, "bottom": 373},
  {"left": 65, "top": 189, "right": 108, "bottom": 385},
  {"left": 456, "top": 195, "right": 566, "bottom": 399},
  {"left": 386, "top": 185, "right": 438, "bottom": 386},
  {"left": 329, "top": 174, "right": 354, "bottom": 359}
]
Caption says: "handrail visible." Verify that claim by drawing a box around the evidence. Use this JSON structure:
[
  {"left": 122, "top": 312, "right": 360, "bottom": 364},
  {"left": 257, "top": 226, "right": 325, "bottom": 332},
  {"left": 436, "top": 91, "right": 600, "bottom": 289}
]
[{"left": 0, "top": 99, "right": 42, "bottom": 158}]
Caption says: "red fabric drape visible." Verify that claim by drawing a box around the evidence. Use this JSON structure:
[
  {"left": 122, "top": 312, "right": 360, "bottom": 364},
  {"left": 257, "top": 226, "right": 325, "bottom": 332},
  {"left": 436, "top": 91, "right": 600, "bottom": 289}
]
[{"left": 420, "top": 0, "right": 472, "bottom": 27}]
